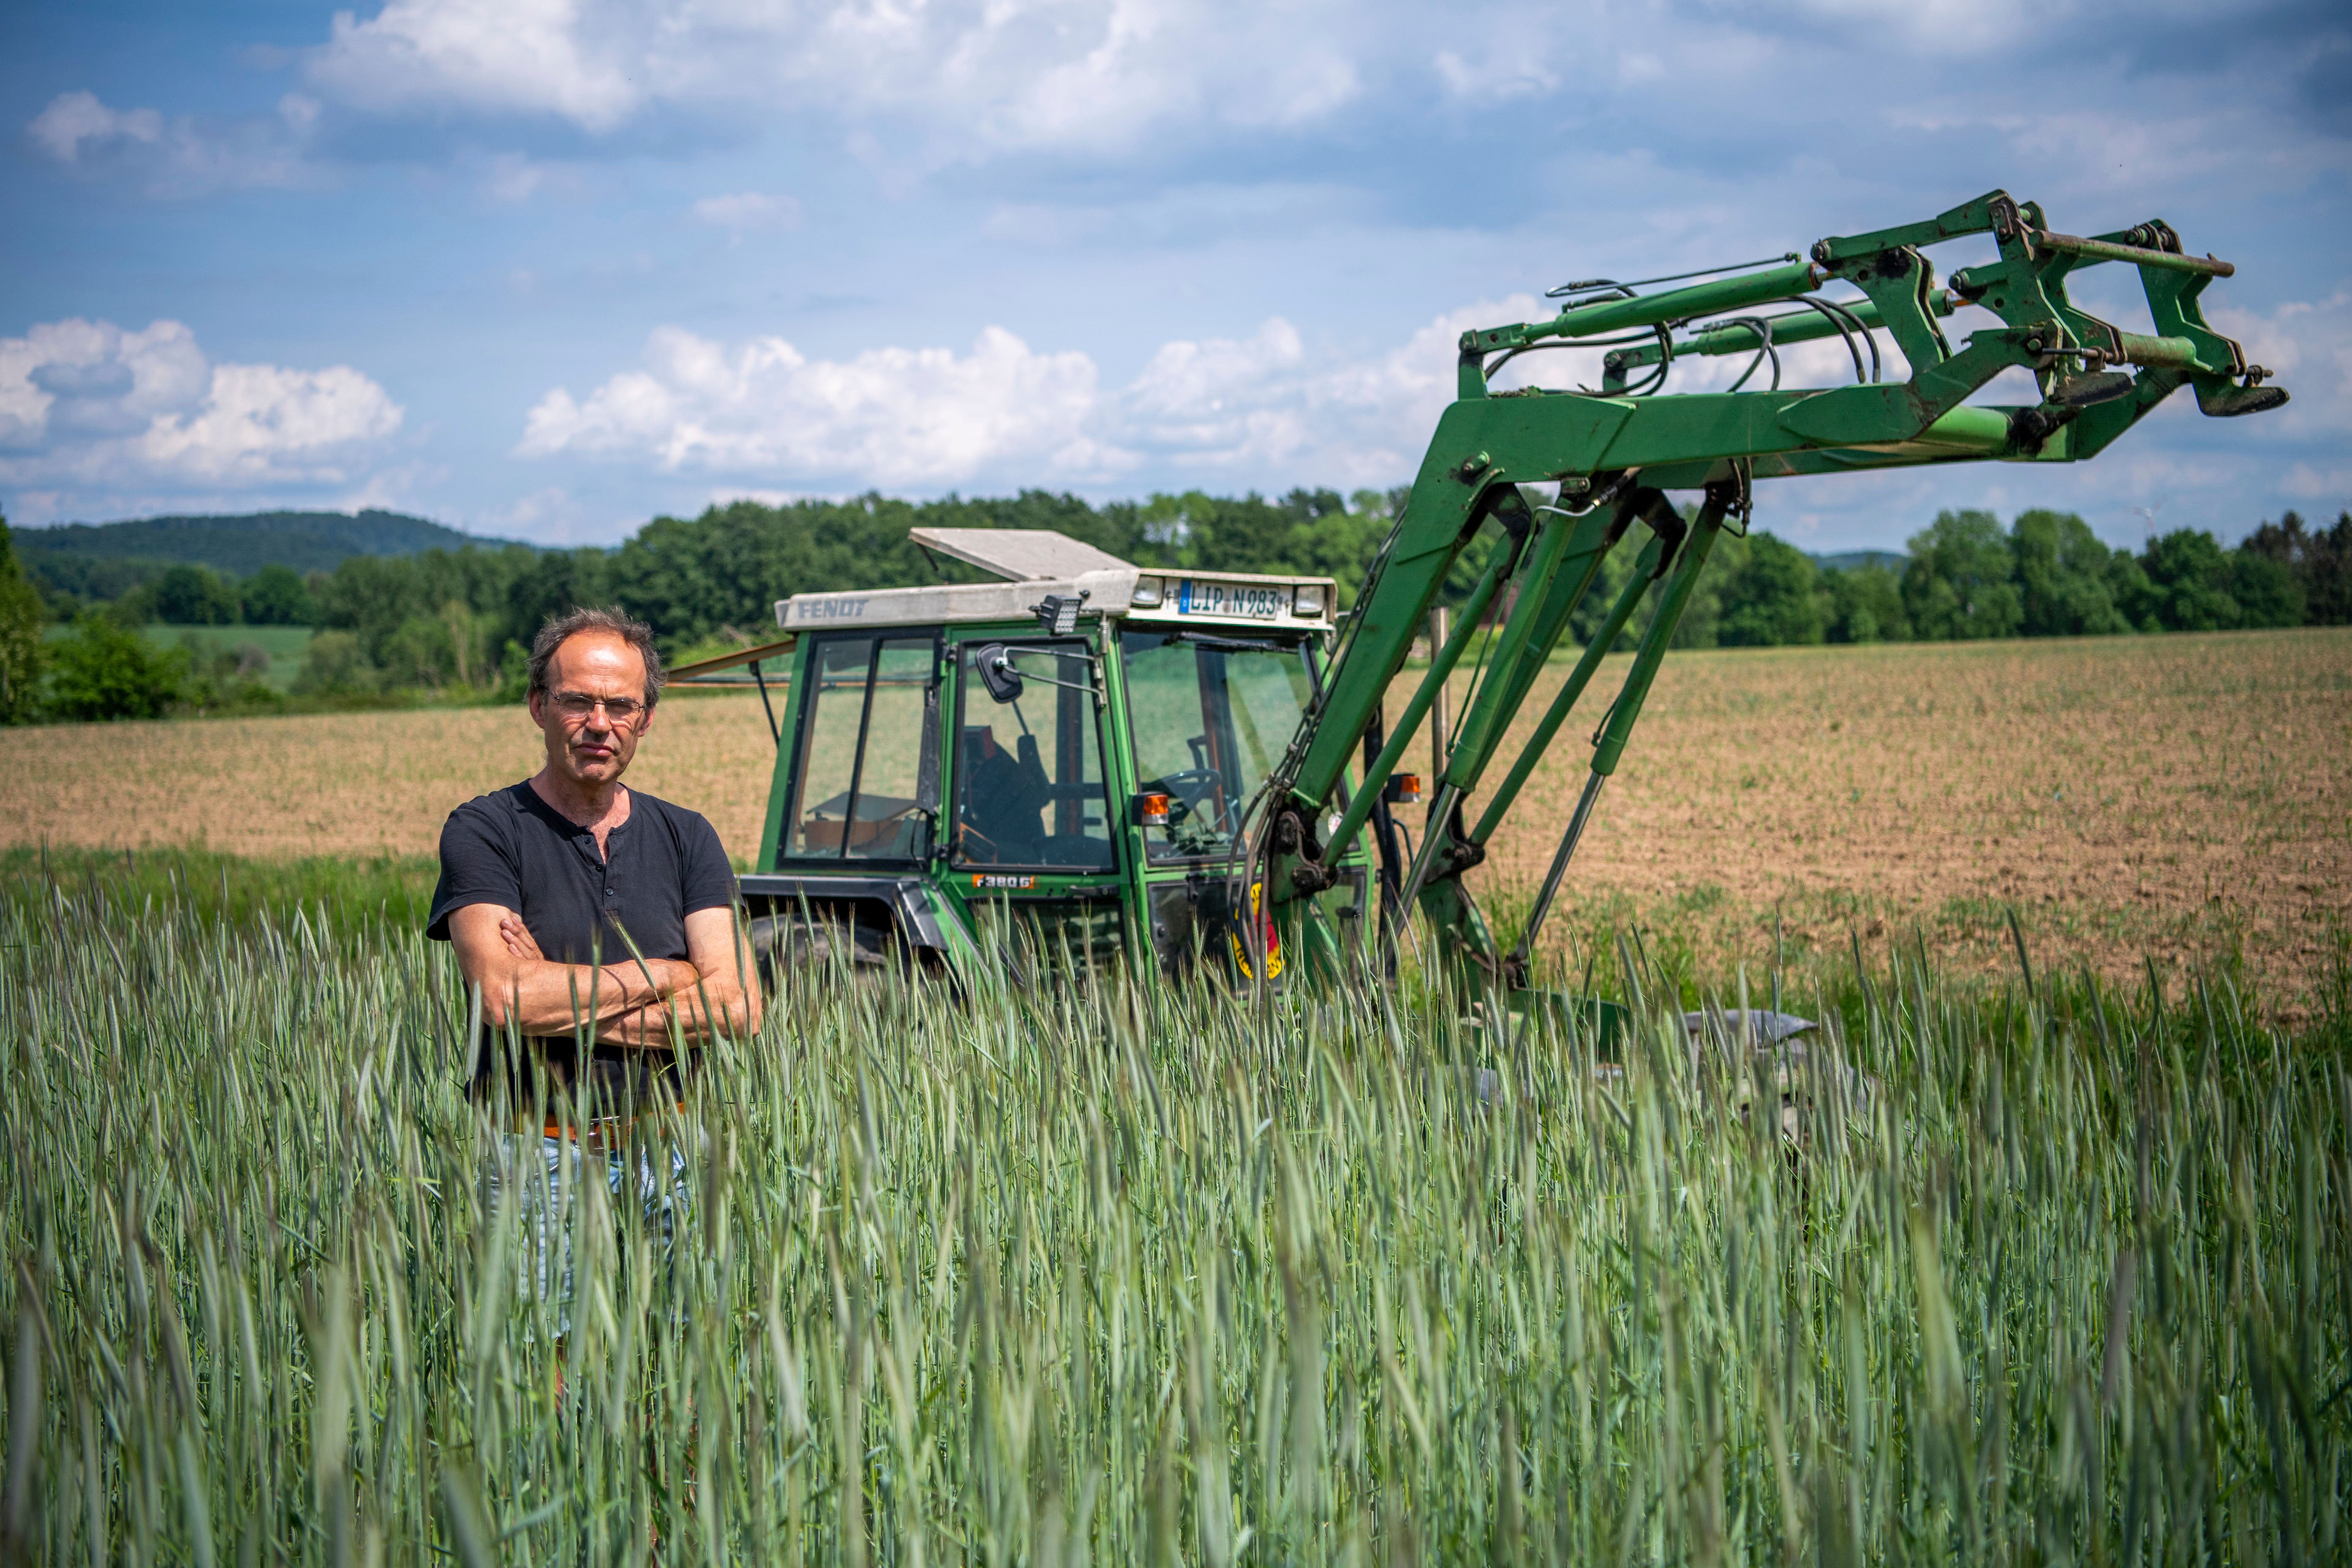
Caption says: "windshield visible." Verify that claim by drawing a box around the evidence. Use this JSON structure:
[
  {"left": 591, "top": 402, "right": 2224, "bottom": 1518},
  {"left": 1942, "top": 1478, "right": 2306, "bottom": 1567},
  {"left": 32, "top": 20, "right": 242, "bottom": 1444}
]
[{"left": 1120, "top": 629, "right": 1316, "bottom": 862}]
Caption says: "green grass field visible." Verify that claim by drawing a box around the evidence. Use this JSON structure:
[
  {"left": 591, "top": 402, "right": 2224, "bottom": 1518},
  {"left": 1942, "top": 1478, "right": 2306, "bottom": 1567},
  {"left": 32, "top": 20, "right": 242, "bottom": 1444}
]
[
  {"left": 42, "top": 622, "right": 316, "bottom": 690},
  {"left": 0, "top": 855, "right": 2345, "bottom": 1563}
]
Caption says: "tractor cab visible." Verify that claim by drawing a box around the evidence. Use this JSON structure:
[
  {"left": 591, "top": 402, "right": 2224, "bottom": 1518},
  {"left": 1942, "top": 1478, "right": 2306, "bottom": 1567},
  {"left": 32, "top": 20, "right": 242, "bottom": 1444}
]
[{"left": 672, "top": 529, "right": 1365, "bottom": 985}]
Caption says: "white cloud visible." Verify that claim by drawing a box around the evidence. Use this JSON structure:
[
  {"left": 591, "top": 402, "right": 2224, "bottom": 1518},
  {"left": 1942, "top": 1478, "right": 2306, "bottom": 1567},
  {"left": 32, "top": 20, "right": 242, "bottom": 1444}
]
[
  {"left": 517, "top": 324, "right": 1110, "bottom": 485},
  {"left": 141, "top": 362, "right": 402, "bottom": 481},
  {"left": 516, "top": 300, "right": 1550, "bottom": 492},
  {"left": 301, "top": 0, "right": 1369, "bottom": 156},
  {"left": 2208, "top": 292, "right": 2352, "bottom": 405},
  {"left": 1434, "top": 48, "right": 1558, "bottom": 99},
  {"left": 310, "top": 0, "right": 643, "bottom": 130},
  {"left": 28, "top": 91, "right": 161, "bottom": 161},
  {"left": 23, "top": 90, "right": 321, "bottom": 195},
  {"left": 693, "top": 192, "right": 804, "bottom": 234},
  {"left": 507, "top": 264, "right": 2352, "bottom": 533},
  {"left": 1117, "top": 302, "right": 1538, "bottom": 484},
  {"left": 1776, "top": 0, "right": 2056, "bottom": 52},
  {"left": 0, "top": 318, "right": 403, "bottom": 497},
  {"left": 1113, "top": 321, "right": 1310, "bottom": 472},
  {"left": 2195, "top": 289, "right": 2352, "bottom": 468},
  {"left": 479, "top": 151, "right": 546, "bottom": 204},
  {"left": 471, "top": 485, "right": 639, "bottom": 544},
  {"left": 1305, "top": 298, "right": 1542, "bottom": 480},
  {"left": 2280, "top": 464, "right": 2352, "bottom": 504},
  {"left": 1125, "top": 320, "right": 1303, "bottom": 420}
]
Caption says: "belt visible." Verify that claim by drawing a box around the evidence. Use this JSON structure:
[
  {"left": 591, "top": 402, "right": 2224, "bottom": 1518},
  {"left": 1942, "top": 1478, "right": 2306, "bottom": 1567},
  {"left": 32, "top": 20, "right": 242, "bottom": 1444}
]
[{"left": 539, "top": 1107, "right": 687, "bottom": 1149}]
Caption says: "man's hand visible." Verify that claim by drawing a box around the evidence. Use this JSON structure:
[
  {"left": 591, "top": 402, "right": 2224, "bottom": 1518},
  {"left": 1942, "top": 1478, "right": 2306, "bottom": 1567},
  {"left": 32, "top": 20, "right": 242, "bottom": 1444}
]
[
  {"left": 451, "top": 903, "right": 760, "bottom": 1048},
  {"left": 667, "top": 904, "right": 762, "bottom": 1044},
  {"left": 499, "top": 912, "right": 542, "bottom": 961}
]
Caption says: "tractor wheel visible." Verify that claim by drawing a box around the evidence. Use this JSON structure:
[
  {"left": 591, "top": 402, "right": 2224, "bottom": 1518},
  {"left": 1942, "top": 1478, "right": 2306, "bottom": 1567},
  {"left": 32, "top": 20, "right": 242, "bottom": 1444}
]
[{"left": 749, "top": 912, "right": 897, "bottom": 994}]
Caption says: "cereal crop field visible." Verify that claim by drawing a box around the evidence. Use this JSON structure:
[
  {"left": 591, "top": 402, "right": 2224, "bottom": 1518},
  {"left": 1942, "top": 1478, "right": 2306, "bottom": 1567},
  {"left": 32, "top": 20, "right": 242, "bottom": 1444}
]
[
  {"left": 4, "top": 634, "right": 2349, "bottom": 1563},
  {"left": 5, "top": 626, "right": 2347, "bottom": 995}
]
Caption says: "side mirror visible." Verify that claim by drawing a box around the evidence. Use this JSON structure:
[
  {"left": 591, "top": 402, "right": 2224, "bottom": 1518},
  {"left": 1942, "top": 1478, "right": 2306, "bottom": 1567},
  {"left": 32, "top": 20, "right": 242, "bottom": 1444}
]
[{"left": 971, "top": 643, "right": 1024, "bottom": 704}]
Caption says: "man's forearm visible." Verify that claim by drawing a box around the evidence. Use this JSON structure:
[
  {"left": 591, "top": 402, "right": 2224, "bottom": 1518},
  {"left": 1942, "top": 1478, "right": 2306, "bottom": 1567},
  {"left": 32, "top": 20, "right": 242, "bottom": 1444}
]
[
  {"left": 491, "top": 957, "right": 700, "bottom": 1036},
  {"left": 592, "top": 975, "right": 754, "bottom": 1048}
]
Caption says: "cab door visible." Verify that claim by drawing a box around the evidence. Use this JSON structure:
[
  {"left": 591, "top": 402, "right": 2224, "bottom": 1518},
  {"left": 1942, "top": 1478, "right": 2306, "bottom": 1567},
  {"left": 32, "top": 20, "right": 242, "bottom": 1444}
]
[
  {"left": 775, "top": 632, "right": 942, "bottom": 864},
  {"left": 942, "top": 635, "right": 1127, "bottom": 967}
]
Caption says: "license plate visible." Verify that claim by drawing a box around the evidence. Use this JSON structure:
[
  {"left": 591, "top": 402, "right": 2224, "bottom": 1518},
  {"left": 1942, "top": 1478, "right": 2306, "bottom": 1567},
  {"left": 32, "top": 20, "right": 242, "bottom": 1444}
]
[{"left": 1176, "top": 579, "right": 1285, "bottom": 618}]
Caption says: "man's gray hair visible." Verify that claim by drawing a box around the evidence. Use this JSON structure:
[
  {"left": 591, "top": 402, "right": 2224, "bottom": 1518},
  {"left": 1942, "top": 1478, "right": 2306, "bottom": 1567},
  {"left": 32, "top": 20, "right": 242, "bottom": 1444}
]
[{"left": 528, "top": 607, "right": 667, "bottom": 707}]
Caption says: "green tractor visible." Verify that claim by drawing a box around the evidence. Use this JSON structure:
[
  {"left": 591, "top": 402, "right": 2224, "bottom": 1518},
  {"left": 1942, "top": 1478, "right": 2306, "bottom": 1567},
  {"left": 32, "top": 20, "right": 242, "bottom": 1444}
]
[
  {"left": 672, "top": 189, "right": 2283, "bottom": 1015},
  {"left": 684, "top": 527, "right": 1366, "bottom": 986}
]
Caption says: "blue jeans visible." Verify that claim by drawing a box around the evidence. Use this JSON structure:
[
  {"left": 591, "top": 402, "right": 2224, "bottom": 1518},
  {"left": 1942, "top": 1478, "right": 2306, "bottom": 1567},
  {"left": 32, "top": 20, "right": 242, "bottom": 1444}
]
[{"left": 485, "top": 1132, "right": 690, "bottom": 1332}]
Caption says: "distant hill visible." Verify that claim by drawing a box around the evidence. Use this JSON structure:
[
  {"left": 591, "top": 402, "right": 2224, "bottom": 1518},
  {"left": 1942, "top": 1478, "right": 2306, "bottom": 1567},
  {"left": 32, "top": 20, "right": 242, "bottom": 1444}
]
[
  {"left": 16, "top": 509, "right": 529, "bottom": 580},
  {"left": 1810, "top": 549, "right": 1907, "bottom": 574}
]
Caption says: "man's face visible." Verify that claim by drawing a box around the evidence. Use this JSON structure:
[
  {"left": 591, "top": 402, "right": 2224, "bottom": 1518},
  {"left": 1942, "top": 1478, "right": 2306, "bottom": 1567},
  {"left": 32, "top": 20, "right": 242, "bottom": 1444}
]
[{"left": 529, "top": 632, "right": 656, "bottom": 788}]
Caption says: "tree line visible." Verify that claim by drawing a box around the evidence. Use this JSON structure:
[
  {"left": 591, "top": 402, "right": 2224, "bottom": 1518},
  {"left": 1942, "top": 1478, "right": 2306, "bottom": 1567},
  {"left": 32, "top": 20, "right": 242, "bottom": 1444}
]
[
  {"left": 1675, "top": 504, "right": 2343, "bottom": 651},
  {"left": 2, "top": 490, "right": 2346, "bottom": 724}
]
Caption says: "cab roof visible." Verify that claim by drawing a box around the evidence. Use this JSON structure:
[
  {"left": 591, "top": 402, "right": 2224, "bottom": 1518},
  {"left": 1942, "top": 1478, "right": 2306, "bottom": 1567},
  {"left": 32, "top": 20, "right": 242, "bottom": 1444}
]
[
  {"left": 909, "top": 527, "right": 1134, "bottom": 581},
  {"left": 772, "top": 529, "right": 1336, "bottom": 636}
]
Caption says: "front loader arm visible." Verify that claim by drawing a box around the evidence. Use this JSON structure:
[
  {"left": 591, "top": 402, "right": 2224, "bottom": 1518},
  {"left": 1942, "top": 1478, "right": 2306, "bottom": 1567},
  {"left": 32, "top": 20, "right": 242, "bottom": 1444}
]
[{"left": 1259, "top": 189, "right": 2284, "bottom": 990}]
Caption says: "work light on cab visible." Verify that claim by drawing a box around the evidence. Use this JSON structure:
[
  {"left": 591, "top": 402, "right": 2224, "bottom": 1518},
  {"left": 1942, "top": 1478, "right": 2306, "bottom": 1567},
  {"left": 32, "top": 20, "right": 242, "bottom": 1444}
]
[{"left": 1031, "top": 591, "right": 1087, "bottom": 636}]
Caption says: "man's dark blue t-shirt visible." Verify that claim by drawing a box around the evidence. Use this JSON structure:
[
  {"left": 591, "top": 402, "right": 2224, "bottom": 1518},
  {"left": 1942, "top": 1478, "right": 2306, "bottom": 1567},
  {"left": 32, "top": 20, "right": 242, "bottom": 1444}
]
[{"left": 427, "top": 781, "right": 737, "bottom": 1105}]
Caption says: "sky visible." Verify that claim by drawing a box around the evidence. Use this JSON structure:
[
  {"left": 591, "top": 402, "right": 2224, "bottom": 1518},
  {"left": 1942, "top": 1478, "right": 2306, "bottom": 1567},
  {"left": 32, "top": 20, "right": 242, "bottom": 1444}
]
[{"left": 1, "top": 0, "right": 2345, "bottom": 553}]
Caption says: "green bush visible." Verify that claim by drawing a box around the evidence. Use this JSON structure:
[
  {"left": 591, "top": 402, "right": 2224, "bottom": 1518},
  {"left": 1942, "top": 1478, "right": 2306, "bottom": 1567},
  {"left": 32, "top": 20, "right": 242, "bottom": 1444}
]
[
  {"left": 2243, "top": 509, "right": 2352, "bottom": 624},
  {"left": 0, "top": 515, "right": 44, "bottom": 724},
  {"left": 494, "top": 637, "right": 533, "bottom": 702},
  {"left": 2104, "top": 549, "right": 2162, "bottom": 631},
  {"left": 381, "top": 613, "right": 459, "bottom": 687},
  {"left": 146, "top": 562, "right": 242, "bottom": 625},
  {"left": 1821, "top": 562, "right": 1908, "bottom": 643},
  {"left": 240, "top": 562, "right": 315, "bottom": 625},
  {"left": 292, "top": 629, "right": 380, "bottom": 695},
  {"left": 2230, "top": 549, "right": 2306, "bottom": 628},
  {"left": 1902, "top": 510, "right": 2025, "bottom": 640},
  {"left": 2140, "top": 527, "right": 2242, "bottom": 631},
  {"left": 169, "top": 636, "right": 286, "bottom": 713},
  {"left": 1714, "top": 531, "right": 1824, "bottom": 646},
  {"left": 2010, "top": 509, "right": 2131, "bottom": 636},
  {"left": 42, "top": 612, "right": 188, "bottom": 721}
]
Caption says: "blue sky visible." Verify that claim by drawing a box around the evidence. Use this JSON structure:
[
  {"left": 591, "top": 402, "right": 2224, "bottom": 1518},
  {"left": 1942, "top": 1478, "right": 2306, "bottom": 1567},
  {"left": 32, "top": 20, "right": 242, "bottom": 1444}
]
[{"left": 3, "top": 0, "right": 2345, "bottom": 552}]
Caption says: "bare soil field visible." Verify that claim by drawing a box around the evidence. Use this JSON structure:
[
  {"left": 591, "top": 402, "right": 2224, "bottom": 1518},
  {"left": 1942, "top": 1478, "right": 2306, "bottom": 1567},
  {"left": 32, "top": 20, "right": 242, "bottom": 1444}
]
[
  {"left": 0, "top": 697, "right": 776, "bottom": 866},
  {"left": 1470, "top": 627, "right": 2351, "bottom": 1004},
  {"left": 5, "top": 627, "right": 2346, "bottom": 997}
]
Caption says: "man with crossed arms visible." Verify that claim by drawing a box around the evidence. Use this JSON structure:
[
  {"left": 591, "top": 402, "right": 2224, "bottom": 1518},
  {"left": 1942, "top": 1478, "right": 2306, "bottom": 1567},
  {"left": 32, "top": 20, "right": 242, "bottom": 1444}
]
[{"left": 429, "top": 606, "right": 760, "bottom": 1152}]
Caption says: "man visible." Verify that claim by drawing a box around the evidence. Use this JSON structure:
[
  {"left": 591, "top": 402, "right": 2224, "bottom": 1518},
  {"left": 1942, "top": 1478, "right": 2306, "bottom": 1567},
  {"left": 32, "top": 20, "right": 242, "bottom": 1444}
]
[
  {"left": 956, "top": 722, "right": 1049, "bottom": 863},
  {"left": 429, "top": 606, "right": 760, "bottom": 1118}
]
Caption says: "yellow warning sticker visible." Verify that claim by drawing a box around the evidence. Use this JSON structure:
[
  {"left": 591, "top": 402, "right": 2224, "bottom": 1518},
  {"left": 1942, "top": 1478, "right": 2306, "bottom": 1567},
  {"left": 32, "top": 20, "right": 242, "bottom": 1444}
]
[{"left": 1228, "top": 879, "right": 1285, "bottom": 980}]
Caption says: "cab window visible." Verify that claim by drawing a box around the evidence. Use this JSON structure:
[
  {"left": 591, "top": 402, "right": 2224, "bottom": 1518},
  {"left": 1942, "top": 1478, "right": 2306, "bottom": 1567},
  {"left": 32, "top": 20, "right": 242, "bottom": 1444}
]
[
  {"left": 1121, "top": 629, "right": 1316, "bottom": 863},
  {"left": 786, "top": 635, "right": 938, "bottom": 861},
  {"left": 952, "top": 641, "right": 1114, "bottom": 871}
]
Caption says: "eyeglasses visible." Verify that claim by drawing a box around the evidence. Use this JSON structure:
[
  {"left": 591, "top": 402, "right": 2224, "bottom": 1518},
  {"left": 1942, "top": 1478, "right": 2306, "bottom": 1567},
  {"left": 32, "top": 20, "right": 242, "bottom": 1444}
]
[{"left": 550, "top": 691, "right": 648, "bottom": 723}]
